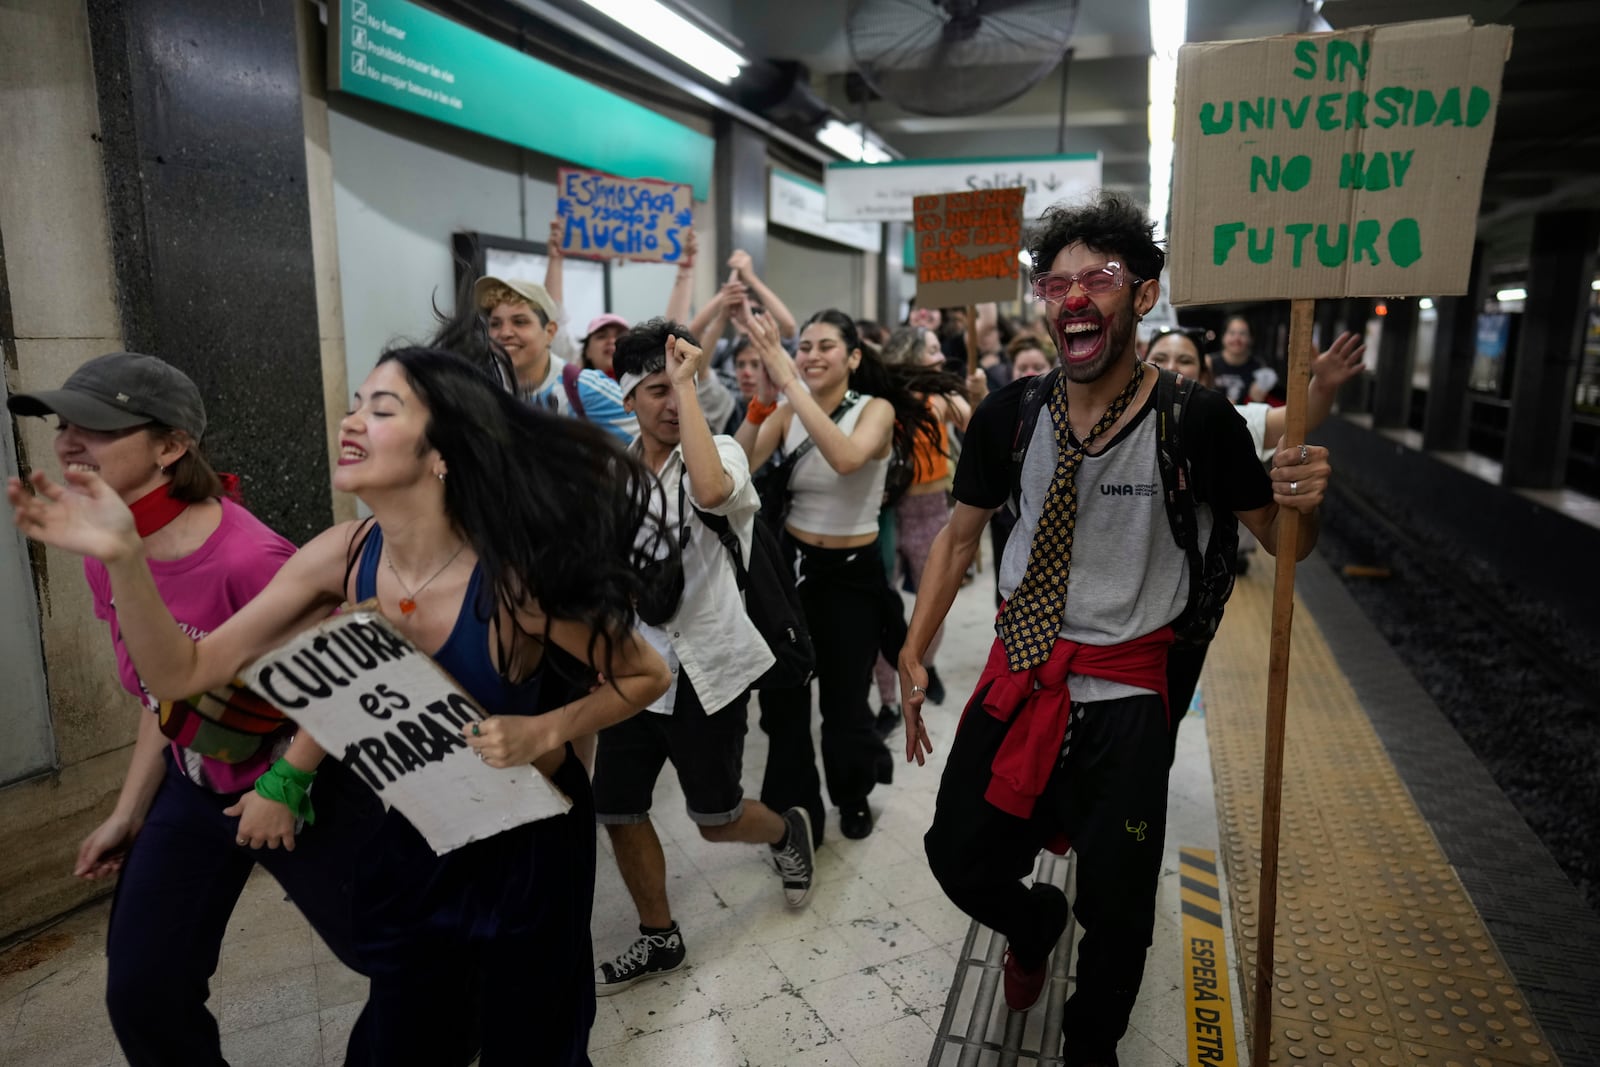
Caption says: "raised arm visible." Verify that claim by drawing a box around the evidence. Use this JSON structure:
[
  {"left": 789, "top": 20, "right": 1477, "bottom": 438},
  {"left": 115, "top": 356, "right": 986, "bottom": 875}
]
[
  {"left": 744, "top": 309, "right": 892, "bottom": 475},
  {"left": 667, "top": 335, "right": 734, "bottom": 508},
  {"left": 729, "top": 249, "right": 797, "bottom": 339},
  {"left": 544, "top": 219, "right": 565, "bottom": 311},
  {"left": 663, "top": 230, "right": 699, "bottom": 324},
  {"left": 10, "top": 469, "right": 349, "bottom": 698},
  {"left": 1263, "top": 331, "right": 1365, "bottom": 447}
]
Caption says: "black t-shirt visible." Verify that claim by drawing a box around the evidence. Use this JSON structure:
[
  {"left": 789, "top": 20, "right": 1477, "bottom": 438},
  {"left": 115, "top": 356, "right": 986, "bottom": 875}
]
[
  {"left": 1210, "top": 354, "right": 1263, "bottom": 405},
  {"left": 953, "top": 371, "right": 1273, "bottom": 517}
]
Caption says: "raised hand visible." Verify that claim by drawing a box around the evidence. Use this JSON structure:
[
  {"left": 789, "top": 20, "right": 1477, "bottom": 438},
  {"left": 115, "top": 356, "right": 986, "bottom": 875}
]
[
  {"left": 9, "top": 469, "right": 141, "bottom": 562},
  {"left": 743, "top": 306, "right": 795, "bottom": 390},
  {"left": 547, "top": 219, "right": 565, "bottom": 260},
  {"left": 665, "top": 334, "right": 704, "bottom": 387},
  {"left": 727, "top": 248, "right": 753, "bottom": 280},
  {"left": 1310, "top": 331, "right": 1366, "bottom": 392}
]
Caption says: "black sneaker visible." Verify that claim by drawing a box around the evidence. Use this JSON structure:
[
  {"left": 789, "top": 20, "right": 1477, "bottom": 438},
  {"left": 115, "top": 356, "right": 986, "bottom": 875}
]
[
  {"left": 840, "top": 804, "right": 874, "bottom": 839},
  {"left": 594, "top": 925, "right": 686, "bottom": 996},
  {"left": 874, "top": 703, "right": 902, "bottom": 739},
  {"left": 924, "top": 667, "right": 946, "bottom": 706},
  {"left": 771, "top": 808, "right": 817, "bottom": 907}
]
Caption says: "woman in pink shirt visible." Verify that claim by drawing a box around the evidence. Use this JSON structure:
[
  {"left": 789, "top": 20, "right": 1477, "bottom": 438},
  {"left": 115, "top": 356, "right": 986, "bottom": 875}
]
[{"left": 7, "top": 353, "right": 381, "bottom": 1067}]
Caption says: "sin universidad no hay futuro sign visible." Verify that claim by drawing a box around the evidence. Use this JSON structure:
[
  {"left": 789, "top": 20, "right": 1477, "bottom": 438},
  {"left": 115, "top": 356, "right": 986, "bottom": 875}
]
[{"left": 1167, "top": 17, "right": 1511, "bottom": 306}]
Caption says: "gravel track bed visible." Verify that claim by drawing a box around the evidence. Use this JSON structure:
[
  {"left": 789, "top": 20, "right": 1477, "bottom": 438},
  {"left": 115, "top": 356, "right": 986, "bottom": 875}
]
[{"left": 1313, "top": 487, "right": 1600, "bottom": 916}]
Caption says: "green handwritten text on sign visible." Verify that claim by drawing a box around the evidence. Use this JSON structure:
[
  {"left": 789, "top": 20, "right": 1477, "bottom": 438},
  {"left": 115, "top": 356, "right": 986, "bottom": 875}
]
[
  {"left": 328, "top": 0, "right": 713, "bottom": 198},
  {"left": 1167, "top": 17, "right": 1511, "bottom": 306}
]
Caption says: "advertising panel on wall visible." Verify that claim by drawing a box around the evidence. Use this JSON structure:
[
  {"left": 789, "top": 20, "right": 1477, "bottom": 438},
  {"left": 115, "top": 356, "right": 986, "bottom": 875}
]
[{"left": 823, "top": 154, "right": 1101, "bottom": 223}]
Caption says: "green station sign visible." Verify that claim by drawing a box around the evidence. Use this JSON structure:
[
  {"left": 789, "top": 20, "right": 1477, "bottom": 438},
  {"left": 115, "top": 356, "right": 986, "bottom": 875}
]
[{"left": 328, "top": 0, "right": 714, "bottom": 198}]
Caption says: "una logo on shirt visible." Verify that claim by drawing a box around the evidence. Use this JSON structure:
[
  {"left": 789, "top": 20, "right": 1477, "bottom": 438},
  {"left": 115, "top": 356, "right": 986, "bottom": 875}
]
[{"left": 1100, "top": 483, "right": 1158, "bottom": 497}]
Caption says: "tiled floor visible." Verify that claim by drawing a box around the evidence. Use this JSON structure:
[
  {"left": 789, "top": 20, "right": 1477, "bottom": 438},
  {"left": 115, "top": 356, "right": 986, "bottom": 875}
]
[{"left": 0, "top": 553, "right": 1243, "bottom": 1067}]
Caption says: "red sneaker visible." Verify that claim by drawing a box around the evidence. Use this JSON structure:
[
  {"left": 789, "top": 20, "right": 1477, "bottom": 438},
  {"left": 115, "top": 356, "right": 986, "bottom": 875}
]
[{"left": 1002, "top": 946, "right": 1048, "bottom": 1012}]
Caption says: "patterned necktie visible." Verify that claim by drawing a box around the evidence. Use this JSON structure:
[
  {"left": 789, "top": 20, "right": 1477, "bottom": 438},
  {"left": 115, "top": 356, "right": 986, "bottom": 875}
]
[{"left": 998, "top": 362, "right": 1147, "bottom": 671}]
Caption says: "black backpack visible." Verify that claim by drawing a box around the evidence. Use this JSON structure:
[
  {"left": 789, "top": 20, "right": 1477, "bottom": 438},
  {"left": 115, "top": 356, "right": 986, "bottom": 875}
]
[
  {"left": 1007, "top": 366, "right": 1238, "bottom": 647},
  {"left": 693, "top": 508, "right": 816, "bottom": 690}
]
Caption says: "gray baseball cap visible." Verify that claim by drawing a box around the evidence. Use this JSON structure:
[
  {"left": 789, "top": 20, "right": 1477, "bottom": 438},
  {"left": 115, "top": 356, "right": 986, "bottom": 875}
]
[{"left": 7, "top": 352, "right": 207, "bottom": 439}]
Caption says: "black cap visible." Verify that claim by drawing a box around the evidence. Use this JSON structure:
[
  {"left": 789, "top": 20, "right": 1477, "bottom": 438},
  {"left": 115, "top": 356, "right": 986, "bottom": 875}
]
[{"left": 7, "top": 353, "right": 207, "bottom": 439}]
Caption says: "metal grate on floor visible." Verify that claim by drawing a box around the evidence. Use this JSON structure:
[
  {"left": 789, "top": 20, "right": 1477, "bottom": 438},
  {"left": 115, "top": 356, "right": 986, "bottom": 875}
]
[{"left": 929, "top": 851, "right": 1077, "bottom": 1066}]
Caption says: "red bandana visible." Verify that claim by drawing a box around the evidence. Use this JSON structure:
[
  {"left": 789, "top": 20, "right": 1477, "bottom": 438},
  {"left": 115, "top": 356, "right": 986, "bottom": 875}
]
[{"left": 128, "top": 473, "right": 242, "bottom": 537}]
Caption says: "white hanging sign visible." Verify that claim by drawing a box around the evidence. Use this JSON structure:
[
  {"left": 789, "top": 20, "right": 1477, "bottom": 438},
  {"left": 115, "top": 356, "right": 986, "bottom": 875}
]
[
  {"left": 768, "top": 170, "right": 883, "bottom": 253},
  {"left": 824, "top": 153, "right": 1103, "bottom": 223}
]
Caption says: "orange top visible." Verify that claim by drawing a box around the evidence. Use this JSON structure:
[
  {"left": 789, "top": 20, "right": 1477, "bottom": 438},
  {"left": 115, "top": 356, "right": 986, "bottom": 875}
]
[{"left": 912, "top": 401, "right": 950, "bottom": 485}]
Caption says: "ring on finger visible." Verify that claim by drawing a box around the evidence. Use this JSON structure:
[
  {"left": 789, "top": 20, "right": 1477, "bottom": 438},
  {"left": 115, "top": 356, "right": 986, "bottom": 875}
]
[
  {"left": 1290, "top": 480, "right": 1299, "bottom": 494},
  {"left": 911, "top": 684, "right": 926, "bottom": 696},
  {"left": 1299, "top": 443, "right": 1310, "bottom": 463}
]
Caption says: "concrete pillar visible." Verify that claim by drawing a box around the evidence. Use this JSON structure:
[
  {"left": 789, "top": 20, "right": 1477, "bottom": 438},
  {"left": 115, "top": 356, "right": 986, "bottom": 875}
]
[
  {"left": 1422, "top": 245, "right": 1484, "bottom": 451},
  {"left": 1502, "top": 211, "right": 1600, "bottom": 488},
  {"left": 87, "top": 0, "right": 330, "bottom": 542},
  {"left": 1371, "top": 298, "right": 1419, "bottom": 430},
  {"left": 879, "top": 222, "right": 905, "bottom": 327},
  {"left": 714, "top": 116, "right": 768, "bottom": 278}
]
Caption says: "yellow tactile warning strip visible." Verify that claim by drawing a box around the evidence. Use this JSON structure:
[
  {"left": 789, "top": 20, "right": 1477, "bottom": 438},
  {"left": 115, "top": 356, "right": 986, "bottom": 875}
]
[
  {"left": 1182, "top": 847, "right": 1241, "bottom": 1066},
  {"left": 1203, "top": 573, "right": 1561, "bottom": 1067}
]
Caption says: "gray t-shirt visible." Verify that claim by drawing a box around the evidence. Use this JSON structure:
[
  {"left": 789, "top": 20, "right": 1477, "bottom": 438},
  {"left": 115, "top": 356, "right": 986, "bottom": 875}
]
[
  {"left": 998, "top": 407, "right": 1209, "bottom": 701},
  {"left": 955, "top": 369, "right": 1273, "bottom": 703}
]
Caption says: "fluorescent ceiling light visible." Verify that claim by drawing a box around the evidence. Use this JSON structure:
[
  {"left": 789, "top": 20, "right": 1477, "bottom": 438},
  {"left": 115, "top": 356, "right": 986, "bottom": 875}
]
[
  {"left": 1496, "top": 287, "right": 1526, "bottom": 302},
  {"left": 575, "top": 0, "right": 745, "bottom": 83},
  {"left": 1418, "top": 298, "right": 1434, "bottom": 310},
  {"left": 1147, "top": 0, "right": 1187, "bottom": 242},
  {"left": 817, "top": 119, "right": 890, "bottom": 163}
]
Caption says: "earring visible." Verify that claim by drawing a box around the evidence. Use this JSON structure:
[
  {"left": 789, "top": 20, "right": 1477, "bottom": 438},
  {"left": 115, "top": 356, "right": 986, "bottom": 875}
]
[{"left": 437, "top": 472, "right": 446, "bottom": 482}]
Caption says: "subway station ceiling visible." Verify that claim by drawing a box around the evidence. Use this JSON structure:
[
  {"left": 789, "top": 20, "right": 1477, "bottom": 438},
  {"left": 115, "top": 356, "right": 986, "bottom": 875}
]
[{"left": 677, "top": 0, "right": 1309, "bottom": 210}]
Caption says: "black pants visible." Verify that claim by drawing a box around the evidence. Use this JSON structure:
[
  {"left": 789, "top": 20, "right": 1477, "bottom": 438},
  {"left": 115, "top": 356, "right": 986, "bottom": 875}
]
[
  {"left": 791, "top": 538, "right": 893, "bottom": 811},
  {"left": 925, "top": 686, "right": 1171, "bottom": 1064},
  {"left": 104, "top": 753, "right": 381, "bottom": 1067},
  {"left": 758, "top": 684, "right": 825, "bottom": 839}
]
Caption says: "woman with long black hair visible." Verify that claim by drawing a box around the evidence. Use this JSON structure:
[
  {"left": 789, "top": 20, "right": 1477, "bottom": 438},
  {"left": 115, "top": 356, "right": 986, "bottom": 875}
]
[
  {"left": 10, "top": 347, "right": 671, "bottom": 1066},
  {"left": 734, "top": 308, "right": 958, "bottom": 839}
]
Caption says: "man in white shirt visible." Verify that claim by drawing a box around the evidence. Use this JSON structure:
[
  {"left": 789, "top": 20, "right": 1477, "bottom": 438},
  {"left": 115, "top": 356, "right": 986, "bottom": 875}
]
[{"left": 591, "top": 319, "right": 817, "bottom": 997}]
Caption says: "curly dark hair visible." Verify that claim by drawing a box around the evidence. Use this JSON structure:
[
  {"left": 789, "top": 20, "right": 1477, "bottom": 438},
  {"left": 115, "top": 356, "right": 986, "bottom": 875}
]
[
  {"left": 1028, "top": 189, "right": 1165, "bottom": 286},
  {"left": 613, "top": 317, "right": 699, "bottom": 381},
  {"left": 363, "top": 347, "right": 667, "bottom": 687}
]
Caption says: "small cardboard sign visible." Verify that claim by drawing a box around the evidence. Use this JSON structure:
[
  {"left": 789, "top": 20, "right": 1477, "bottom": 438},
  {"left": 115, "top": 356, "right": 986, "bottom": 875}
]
[
  {"left": 912, "top": 187, "right": 1026, "bottom": 307},
  {"left": 556, "top": 166, "right": 693, "bottom": 263},
  {"left": 1168, "top": 17, "right": 1511, "bottom": 306},
  {"left": 241, "top": 609, "right": 570, "bottom": 855}
]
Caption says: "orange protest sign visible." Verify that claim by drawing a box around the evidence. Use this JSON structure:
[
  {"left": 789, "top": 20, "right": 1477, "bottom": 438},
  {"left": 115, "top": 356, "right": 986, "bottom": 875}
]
[{"left": 912, "top": 187, "right": 1025, "bottom": 307}]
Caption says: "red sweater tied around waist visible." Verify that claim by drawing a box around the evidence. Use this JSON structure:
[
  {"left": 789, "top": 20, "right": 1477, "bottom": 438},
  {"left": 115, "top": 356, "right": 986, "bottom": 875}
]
[{"left": 967, "top": 620, "right": 1174, "bottom": 829}]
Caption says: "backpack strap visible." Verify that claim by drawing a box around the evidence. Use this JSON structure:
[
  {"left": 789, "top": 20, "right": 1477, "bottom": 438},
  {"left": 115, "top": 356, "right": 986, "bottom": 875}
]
[
  {"left": 1154, "top": 367, "right": 1201, "bottom": 553},
  {"left": 775, "top": 390, "right": 860, "bottom": 481},
  {"left": 560, "top": 362, "right": 587, "bottom": 419},
  {"left": 1007, "top": 366, "right": 1060, "bottom": 514},
  {"left": 692, "top": 505, "right": 747, "bottom": 591}
]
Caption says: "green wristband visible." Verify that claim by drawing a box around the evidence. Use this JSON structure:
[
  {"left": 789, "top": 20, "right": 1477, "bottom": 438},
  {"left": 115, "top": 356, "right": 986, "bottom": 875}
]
[{"left": 253, "top": 758, "right": 318, "bottom": 825}]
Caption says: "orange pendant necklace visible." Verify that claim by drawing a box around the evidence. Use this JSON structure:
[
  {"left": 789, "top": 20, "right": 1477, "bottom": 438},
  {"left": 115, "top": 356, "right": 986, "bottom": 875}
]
[{"left": 385, "top": 541, "right": 466, "bottom": 616}]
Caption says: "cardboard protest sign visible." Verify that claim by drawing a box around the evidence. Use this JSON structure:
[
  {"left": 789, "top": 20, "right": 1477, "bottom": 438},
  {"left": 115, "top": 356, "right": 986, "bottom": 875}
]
[
  {"left": 1168, "top": 17, "right": 1511, "bottom": 306},
  {"left": 556, "top": 166, "right": 693, "bottom": 263},
  {"left": 242, "top": 609, "right": 570, "bottom": 855},
  {"left": 913, "top": 187, "right": 1025, "bottom": 307}
]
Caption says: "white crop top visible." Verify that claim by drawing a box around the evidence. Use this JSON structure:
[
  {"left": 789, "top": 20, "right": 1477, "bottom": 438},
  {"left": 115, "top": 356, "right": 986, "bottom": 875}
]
[{"left": 783, "top": 396, "right": 889, "bottom": 537}]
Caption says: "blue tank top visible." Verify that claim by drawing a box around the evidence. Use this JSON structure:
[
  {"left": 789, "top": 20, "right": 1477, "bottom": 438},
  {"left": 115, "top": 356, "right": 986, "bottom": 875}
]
[{"left": 354, "top": 524, "right": 542, "bottom": 716}]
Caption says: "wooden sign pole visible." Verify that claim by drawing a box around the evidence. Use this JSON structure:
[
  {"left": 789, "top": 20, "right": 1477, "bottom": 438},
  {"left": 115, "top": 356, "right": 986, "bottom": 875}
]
[
  {"left": 1249, "top": 297, "right": 1314, "bottom": 1066},
  {"left": 964, "top": 304, "right": 981, "bottom": 375}
]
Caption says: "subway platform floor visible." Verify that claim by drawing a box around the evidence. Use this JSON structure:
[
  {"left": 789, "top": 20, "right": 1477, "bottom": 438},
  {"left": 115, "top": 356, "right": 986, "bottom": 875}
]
[{"left": 0, "top": 554, "right": 1232, "bottom": 1067}]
